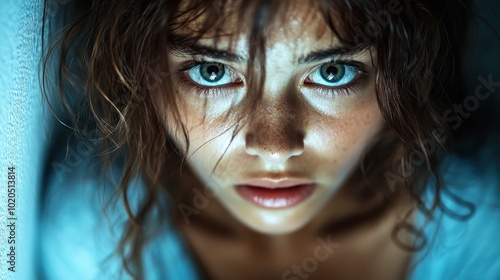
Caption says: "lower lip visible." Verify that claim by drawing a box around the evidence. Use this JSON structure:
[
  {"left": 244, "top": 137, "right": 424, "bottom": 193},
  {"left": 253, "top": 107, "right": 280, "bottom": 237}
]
[{"left": 235, "top": 184, "right": 316, "bottom": 209}]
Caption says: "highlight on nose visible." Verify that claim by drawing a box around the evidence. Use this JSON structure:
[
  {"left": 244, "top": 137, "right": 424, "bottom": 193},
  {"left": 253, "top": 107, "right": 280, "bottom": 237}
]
[{"left": 245, "top": 129, "right": 305, "bottom": 165}]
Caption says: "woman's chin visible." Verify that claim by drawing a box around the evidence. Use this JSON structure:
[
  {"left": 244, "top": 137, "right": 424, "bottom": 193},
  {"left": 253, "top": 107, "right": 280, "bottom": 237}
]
[
  {"left": 225, "top": 202, "right": 321, "bottom": 236},
  {"left": 243, "top": 220, "right": 309, "bottom": 236}
]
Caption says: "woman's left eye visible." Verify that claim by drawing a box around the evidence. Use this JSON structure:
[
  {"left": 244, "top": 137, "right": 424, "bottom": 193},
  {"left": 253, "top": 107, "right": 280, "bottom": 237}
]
[
  {"left": 186, "top": 62, "right": 241, "bottom": 86},
  {"left": 306, "top": 62, "right": 361, "bottom": 87}
]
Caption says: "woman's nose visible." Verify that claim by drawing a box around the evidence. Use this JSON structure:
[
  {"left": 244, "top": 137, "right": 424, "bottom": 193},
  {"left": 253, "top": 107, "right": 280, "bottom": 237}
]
[{"left": 244, "top": 99, "right": 305, "bottom": 165}]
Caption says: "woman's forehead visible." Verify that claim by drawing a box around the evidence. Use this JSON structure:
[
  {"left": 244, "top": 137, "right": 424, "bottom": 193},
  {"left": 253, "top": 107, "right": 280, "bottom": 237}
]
[{"left": 170, "top": 0, "right": 346, "bottom": 59}]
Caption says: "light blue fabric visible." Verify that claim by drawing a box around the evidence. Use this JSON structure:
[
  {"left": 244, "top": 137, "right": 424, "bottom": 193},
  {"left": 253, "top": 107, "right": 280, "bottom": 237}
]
[
  {"left": 0, "top": 1, "right": 44, "bottom": 279},
  {"left": 408, "top": 135, "right": 500, "bottom": 280},
  {"left": 40, "top": 152, "right": 201, "bottom": 280}
]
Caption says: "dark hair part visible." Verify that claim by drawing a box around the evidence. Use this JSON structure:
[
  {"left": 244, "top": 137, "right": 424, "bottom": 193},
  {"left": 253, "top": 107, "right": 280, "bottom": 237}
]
[{"left": 42, "top": 0, "right": 477, "bottom": 278}]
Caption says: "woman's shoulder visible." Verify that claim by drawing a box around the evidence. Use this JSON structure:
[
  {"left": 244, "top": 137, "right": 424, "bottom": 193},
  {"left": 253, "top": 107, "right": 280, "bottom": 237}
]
[{"left": 409, "top": 132, "right": 500, "bottom": 279}]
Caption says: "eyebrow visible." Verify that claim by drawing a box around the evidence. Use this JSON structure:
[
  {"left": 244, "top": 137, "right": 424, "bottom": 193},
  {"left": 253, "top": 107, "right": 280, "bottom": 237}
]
[
  {"left": 169, "top": 38, "right": 368, "bottom": 64},
  {"left": 297, "top": 47, "right": 369, "bottom": 64},
  {"left": 169, "top": 41, "right": 246, "bottom": 63}
]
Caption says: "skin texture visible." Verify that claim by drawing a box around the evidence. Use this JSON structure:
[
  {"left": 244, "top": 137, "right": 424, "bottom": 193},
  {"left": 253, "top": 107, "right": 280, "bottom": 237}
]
[
  {"left": 165, "top": 1, "right": 385, "bottom": 235},
  {"left": 158, "top": 2, "right": 416, "bottom": 279}
]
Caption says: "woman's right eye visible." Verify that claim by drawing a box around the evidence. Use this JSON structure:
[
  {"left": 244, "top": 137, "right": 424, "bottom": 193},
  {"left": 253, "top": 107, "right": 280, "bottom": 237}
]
[{"left": 186, "top": 62, "right": 242, "bottom": 86}]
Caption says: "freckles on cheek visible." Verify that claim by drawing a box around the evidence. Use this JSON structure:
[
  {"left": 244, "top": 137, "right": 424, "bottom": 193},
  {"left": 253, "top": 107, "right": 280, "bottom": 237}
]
[{"left": 317, "top": 106, "right": 384, "bottom": 159}]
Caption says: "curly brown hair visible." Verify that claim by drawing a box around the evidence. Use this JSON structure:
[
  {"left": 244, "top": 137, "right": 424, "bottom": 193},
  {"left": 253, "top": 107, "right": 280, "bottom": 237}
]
[{"left": 42, "top": 0, "right": 479, "bottom": 278}]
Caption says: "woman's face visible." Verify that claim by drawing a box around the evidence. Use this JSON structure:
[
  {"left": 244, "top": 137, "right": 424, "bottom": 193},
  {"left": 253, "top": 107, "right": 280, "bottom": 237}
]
[{"left": 164, "top": 1, "right": 385, "bottom": 235}]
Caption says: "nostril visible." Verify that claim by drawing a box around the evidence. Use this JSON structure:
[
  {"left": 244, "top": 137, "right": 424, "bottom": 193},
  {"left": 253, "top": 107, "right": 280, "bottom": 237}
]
[{"left": 245, "top": 133, "right": 259, "bottom": 156}]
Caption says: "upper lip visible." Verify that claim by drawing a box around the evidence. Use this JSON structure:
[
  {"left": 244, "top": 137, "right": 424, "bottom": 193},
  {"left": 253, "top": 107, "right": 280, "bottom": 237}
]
[{"left": 236, "top": 177, "right": 315, "bottom": 189}]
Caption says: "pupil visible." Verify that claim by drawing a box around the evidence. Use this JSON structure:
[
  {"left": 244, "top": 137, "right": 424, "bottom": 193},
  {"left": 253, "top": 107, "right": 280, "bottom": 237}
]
[
  {"left": 326, "top": 66, "right": 338, "bottom": 76},
  {"left": 201, "top": 63, "right": 224, "bottom": 82},
  {"left": 207, "top": 65, "right": 219, "bottom": 75},
  {"left": 321, "top": 63, "right": 345, "bottom": 83}
]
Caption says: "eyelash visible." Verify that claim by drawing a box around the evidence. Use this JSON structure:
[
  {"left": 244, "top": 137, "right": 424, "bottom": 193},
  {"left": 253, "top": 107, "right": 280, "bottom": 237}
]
[
  {"left": 175, "top": 58, "right": 369, "bottom": 98},
  {"left": 304, "top": 58, "right": 369, "bottom": 97},
  {"left": 312, "top": 80, "right": 366, "bottom": 97},
  {"left": 176, "top": 60, "right": 240, "bottom": 97}
]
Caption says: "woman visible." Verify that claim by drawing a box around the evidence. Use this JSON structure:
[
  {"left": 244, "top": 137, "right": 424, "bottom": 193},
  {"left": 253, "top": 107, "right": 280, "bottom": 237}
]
[{"left": 40, "top": 0, "right": 500, "bottom": 279}]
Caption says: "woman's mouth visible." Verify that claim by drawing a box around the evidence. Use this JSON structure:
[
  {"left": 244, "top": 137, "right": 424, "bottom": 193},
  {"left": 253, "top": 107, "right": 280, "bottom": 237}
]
[{"left": 235, "top": 183, "right": 316, "bottom": 209}]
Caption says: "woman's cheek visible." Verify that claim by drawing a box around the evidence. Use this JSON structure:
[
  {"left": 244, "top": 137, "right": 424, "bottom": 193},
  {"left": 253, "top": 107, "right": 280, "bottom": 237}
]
[{"left": 311, "top": 105, "right": 384, "bottom": 176}]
